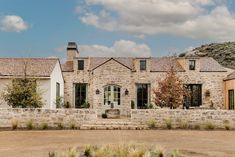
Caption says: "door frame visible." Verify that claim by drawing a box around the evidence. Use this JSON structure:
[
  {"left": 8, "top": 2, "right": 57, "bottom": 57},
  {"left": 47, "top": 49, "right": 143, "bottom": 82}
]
[
  {"left": 103, "top": 84, "right": 121, "bottom": 108},
  {"left": 185, "top": 84, "right": 202, "bottom": 107}
]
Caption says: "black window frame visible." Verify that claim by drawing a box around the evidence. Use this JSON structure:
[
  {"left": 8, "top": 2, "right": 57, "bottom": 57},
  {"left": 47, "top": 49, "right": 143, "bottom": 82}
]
[
  {"left": 184, "top": 84, "right": 202, "bottom": 107},
  {"left": 56, "top": 82, "right": 60, "bottom": 98},
  {"left": 189, "top": 60, "right": 196, "bottom": 70},
  {"left": 228, "top": 89, "right": 234, "bottom": 110},
  {"left": 140, "top": 60, "right": 146, "bottom": 71},
  {"left": 78, "top": 60, "right": 84, "bottom": 70}
]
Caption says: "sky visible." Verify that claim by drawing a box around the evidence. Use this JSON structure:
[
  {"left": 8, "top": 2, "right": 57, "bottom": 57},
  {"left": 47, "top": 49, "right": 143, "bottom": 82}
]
[{"left": 1, "top": 0, "right": 235, "bottom": 59}]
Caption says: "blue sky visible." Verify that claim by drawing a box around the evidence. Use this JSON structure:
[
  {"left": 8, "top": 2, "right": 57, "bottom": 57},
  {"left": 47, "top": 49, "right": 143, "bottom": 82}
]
[{"left": 0, "top": 0, "right": 235, "bottom": 58}]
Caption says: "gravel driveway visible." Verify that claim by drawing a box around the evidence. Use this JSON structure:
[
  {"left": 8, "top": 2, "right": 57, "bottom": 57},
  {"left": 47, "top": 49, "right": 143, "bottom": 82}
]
[{"left": 0, "top": 130, "right": 235, "bottom": 157}]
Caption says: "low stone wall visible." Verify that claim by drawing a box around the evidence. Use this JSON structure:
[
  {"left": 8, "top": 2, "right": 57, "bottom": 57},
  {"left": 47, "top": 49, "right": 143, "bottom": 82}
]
[
  {"left": 131, "top": 109, "right": 235, "bottom": 128},
  {"left": 0, "top": 108, "right": 97, "bottom": 128}
]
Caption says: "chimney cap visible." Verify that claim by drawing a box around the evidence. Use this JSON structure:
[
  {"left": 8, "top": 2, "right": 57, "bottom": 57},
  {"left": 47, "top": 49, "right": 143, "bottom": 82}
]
[{"left": 67, "top": 42, "right": 77, "bottom": 50}]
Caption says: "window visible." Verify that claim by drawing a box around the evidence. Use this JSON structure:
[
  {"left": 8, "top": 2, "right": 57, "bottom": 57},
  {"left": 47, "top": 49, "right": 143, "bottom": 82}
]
[
  {"left": 184, "top": 84, "right": 202, "bottom": 107},
  {"left": 74, "top": 83, "right": 87, "bottom": 108},
  {"left": 78, "top": 60, "right": 84, "bottom": 70},
  {"left": 140, "top": 60, "right": 146, "bottom": 71},
  {"left": 189, "top": 60, "right": 196, "bottom": 70},
  {"left": 56, "top": 82, "right": 60, "bottom": 98},
  {"left": 104, "top": 85, "right": 121, "bottom": 106},
  {"left": 136, "top": 84, "right": 150, "bottom": 109},
  {"left": 228, "top": 90, "right": 234, "bottom": 110}
]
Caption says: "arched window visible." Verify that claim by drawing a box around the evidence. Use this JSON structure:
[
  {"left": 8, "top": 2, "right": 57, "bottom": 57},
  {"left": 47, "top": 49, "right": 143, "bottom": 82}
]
[{"left": 104, "top": 85, "right": 121, "bottom": 105}]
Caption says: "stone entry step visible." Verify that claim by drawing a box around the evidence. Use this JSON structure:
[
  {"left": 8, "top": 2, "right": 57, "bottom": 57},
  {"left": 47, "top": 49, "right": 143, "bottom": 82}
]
[{"left": 80, "top": 119, "right": 147, "bottom": 130}]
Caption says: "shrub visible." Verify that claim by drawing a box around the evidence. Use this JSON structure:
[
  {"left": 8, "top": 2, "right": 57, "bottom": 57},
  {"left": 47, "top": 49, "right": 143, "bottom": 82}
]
[
  {"left": 164, "top": 118, "right": 172, "bottom": 129},
  {"left": 179, "top": 119, "right": 189, "bottom": 129},
  {"left": 102, "top": 113, "right": 107, "bottom": 119},
  {"left": 69, "top": 121, "right": 77, "bottom": 130},
  {"left": 84, "top": 146, "right": 94, "bottom": 157},
  {"left": 64, "top": 101, "right": 71, "bottom": 108},
  {"left": 204, "top": 121, "right": 215, "bottom": 130},
  {"left": 152, "top": 148, "right": 164, "bottom": 157},
  {"left": 11, "top": 119, "right": 18, "bottom": 130},
  {"left": 194, "top": 124, "right": 201, "bottom": 130},
  {"left": 48, "top": 152, "right": 56, "bottom": 157},
  {"left": 131, "top": 100, "right": 135, "bottom": 109},
  {"left": 40, "top": 122, "right": 48, "bottom": 130},
  {"left": 55, "top": 96, "right": 63, "bottom": 108},
  {"left": 57, "top": 122, "right": 64, "bottom": 130},
  {"left": 171, "top": 150, "right": 181, "bottom": 157},
  {"left": 223, "top": 120, "right": 230, "bottom": 130},
  {"left": 146, "top": 119, "right": 157, "bottom": 129},
  {"left": 26, "top": 119, "right": 33, "bottom": 130}
]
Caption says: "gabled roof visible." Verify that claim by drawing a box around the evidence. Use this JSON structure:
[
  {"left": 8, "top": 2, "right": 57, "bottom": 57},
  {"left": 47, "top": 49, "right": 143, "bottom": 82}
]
[
  {"left": 0, "top": 58, "right": 58, "bottom": 78},
  {"left": 90, "top": 57, "right": 133, "bottom": 71},
  {"left": 224, "top": 71, "right": 235, "bottom": 81},
  {"left": 199, "top": 57, "right": 227, "bottom": 72}
]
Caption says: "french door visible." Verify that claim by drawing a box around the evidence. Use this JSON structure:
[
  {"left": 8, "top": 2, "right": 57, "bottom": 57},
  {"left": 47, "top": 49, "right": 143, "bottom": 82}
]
[
  {"left": 104, "top": 85, "right": 121, "bottom": 107},
  {"left": 136, "top": 84, "right": 150, "bottom": 109}
]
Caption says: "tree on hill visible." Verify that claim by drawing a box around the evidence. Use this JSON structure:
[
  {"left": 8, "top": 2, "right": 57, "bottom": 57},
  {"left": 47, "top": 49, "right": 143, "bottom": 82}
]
[{"left": 1, "top": 61, "right": 43, "bottom": 108}]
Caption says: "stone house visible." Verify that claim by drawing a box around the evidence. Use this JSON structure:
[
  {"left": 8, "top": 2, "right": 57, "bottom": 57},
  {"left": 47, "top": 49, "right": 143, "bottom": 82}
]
[
  {"left": 62, "top": 42, "right": 235, "bottom": 115},
  {"left": 0, "top": 58, "right": 64, "bottom": 109}
]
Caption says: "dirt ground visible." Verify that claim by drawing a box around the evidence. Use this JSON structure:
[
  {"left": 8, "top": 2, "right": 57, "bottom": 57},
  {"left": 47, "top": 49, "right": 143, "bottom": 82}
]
[{"left": 0, "top": 130, "right": 235, "bottom": 157}]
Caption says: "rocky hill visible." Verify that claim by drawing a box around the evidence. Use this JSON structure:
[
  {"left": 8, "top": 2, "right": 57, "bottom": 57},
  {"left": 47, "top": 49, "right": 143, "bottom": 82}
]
[{"left": 181, "top": 42, "right": 235, "bottom": 69}]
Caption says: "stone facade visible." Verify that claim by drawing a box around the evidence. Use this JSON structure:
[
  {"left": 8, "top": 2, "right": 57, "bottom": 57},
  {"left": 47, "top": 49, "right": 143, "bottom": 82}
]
[{"left": 63, "top": 57, "right": 232, "bottom": 115}]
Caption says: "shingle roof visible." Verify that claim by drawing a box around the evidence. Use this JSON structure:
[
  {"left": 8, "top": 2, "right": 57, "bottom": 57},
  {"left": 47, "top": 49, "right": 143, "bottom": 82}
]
[
  {"left": 224, "top": 71, "right": 235, "bottom": 81},
  {"left": 199, "top": 57, "right": 227, "bottom": 72},
  {"left": 0, "top": 58, "right": 58, "bottom": 77},
  {"left": 61, "top": 61, "right": 74, "bottom": 72},
  {"left": 151, "top": 57, "right": 185, "bottom": 72}
]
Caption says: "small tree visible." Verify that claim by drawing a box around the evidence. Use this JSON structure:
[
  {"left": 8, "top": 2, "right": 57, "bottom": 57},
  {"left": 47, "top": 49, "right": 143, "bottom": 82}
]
[
  {"left": 1, "top": 61, "right": 43, "bottom": 108},
  {"left": 153, "top": 59, "right": 189, "bottom": 109}
]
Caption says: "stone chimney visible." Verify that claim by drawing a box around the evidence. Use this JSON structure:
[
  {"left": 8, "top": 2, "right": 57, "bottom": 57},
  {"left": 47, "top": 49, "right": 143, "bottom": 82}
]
[{"left": 67, "top": 42, "right": 79, "bottom": 61}]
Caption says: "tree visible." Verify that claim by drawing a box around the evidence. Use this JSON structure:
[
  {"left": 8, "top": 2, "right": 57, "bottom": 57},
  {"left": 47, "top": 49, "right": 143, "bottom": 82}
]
[
  {"left": 153, "top": 58, "right": 189, "bottom": 109},
  {"left": 1, "top": 61, "right": 43, "bottom": 108}
]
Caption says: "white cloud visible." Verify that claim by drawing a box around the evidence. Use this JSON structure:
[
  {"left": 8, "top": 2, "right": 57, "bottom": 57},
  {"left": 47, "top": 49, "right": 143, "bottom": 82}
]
[
  {"left": 79, "top": 0, "right": 235, "bottom": 41},
  {"left": 0, "top": 15, "right": 28, "bottom": 32},
  {"left": 77, "top": 40, "right": 151, "bottom": 57}
]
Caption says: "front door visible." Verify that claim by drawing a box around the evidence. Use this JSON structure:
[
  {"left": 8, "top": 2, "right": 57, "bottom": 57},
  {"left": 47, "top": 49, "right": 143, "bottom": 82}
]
[
  {"left": 185, "top": 84, "right": 202, "bottom": 107},
  {"left": 104, "top": 85, "right": 121, "bottom": 108},
  {"left": 228, "top": 90, "right": 234, "bottom": 110}
]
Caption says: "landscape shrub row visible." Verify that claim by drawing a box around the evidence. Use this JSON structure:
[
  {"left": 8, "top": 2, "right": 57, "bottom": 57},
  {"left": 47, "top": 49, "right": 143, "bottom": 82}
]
[{"left": 48, "top": 144, "right": 182, "bottom": 157}]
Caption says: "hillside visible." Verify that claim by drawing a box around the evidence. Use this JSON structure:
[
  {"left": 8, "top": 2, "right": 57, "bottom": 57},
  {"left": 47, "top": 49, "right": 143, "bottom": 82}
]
[{"left": 181, "top": 42, "right": 235, "bottom": 69}]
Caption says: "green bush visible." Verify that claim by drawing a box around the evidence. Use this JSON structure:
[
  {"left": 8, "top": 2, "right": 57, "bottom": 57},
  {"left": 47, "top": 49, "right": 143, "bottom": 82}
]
[
  {"left": 26, "top": 119, "right": 33, "bottom": 130},
  {"left": 223, "top": 120, "right": 230, "bottom": 130},
  {"left": 69, "top": 121, "right": 77, "bottom": 130},
  {"left": 194, "top": 124, "right": 201, "bottom": 130},
  {"left": 11, "top": 119, "right": 18, "bottom": 130},
  {"left": 164, "top": 118, "right": 172, "bottom": 129},
  {"left": 146, "top": 119, "right": 157, "bottom": 129},
  {"left": 131, "top": 100, "right": 135, "bottom": 109},
  {"left": 204, "top": 121, "right": 215, "bottom": 130},
  {"left": 102, "top": 113, "right": 107, "bottom": 119},
  {"left": 64, "top": 101, "right": 71, "bottom": 108},
  {"left": 55, "top": 96, "right": 63, "bottom": 108},
  {"left": 57, "top": 122, "right": 64, "bottom": 130},
  {"left": 40, "top": 122, "right": 48, "bottom": 130},
  {"left": 179, "top": 119, "right": 189, "bottom": 129},
  {"left": 171, "top": 150, "right": 181, "bottom": 157}
]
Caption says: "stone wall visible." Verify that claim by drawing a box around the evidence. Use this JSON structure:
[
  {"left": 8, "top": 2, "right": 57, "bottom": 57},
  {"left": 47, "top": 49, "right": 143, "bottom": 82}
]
[
  {"left": 0, "top": 108, "right": 97, "bottom": 128},
  {"left": 131, "top": 109, "right": 235, "bottom": 128}
]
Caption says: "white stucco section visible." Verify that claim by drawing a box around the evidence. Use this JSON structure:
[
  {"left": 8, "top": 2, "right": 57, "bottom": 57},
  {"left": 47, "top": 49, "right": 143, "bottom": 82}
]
[{"left": 50, "top": 61, "right": 64, "bottom": 109}]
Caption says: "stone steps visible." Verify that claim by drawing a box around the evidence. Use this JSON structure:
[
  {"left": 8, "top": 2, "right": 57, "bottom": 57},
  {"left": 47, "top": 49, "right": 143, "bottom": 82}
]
[{"left": 80, "top": 119, "right": 147, "bottom": 130}]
